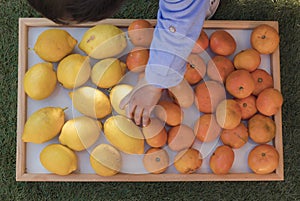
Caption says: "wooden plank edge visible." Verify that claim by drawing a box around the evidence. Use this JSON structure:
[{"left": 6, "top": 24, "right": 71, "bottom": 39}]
[
  {"left": 18, "top": 18, "right": 279, "bottom": 29},
  {"left": 270, "top": 21, "right": 284, "bottom": 180},
  {"left": 16, "top": 18, "right": 28, "bottom": 181},
  {"left": 17, "top": 18, "right": 157, "bottom": 27},
  {"left": 16, "top": 172, "right": 283, "bottom": 182},
  {"left": 203, "top": 20, "right": 279, "bottom": 29}
]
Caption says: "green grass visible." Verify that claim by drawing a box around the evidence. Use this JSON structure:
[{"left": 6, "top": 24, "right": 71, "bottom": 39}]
[{"left": 0, "top": 0, "right": 299, "bottom": 200}]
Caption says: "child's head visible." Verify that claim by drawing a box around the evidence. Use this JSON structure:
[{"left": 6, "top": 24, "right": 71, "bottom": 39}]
[{"left": 27, "top": 0, "right": 125, "bottom": 24}]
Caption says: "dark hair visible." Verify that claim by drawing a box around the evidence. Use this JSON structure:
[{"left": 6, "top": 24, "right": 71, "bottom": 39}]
[{"left": 27, "top": 0, "right": 125, "bottom": 24}]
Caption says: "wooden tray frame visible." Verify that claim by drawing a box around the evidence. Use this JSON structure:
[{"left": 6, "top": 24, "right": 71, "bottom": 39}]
[{"left": 17, "top": 18, "right": 283, "bottom": 182}]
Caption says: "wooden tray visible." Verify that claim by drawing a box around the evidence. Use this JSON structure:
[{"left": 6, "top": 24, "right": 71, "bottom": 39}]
[{"left": 17, "top": 18, "right": 283, "bottom": 181}]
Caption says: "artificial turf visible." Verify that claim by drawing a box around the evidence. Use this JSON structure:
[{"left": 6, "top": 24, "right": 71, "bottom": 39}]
[{"left": 0, "top": 0, "right": 299, "bottom": 200}]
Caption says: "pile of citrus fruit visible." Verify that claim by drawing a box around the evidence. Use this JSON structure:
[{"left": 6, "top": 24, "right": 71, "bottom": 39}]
[{"left": 22, "top": 19, "right": 282, "bottom": 176}]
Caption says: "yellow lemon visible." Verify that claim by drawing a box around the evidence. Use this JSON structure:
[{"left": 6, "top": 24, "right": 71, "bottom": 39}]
[
  {"left": 69, "top": 86, "right": 112, "bottom": 119},
  {"left": 104, "top": 115, "right": 144, "bottom": 154},
  {"left": 40, "top": 144, "right": 77, "bottom": 176},
  {"left": 24, "top": 62, "right": 57, "bottom": 100},
  {"left": 79, "top": 24, "right": 127, "bottom": 59},
  {"left": 57, "top": 54, "right": 91, "bottom": 89},
  {"left": 91, "top": 58, "right": 127, "bottom": 88},
  {"left": 109, "top": 84, "right": 133, "bottom": 116},
  {"left": 34, "top": 29, "right": 77, "bottom": 62},
  {"left": 22, "top": 107, "right": 65, "bottom": 144},
  {"left": 90, "top": 144, "right": 122, "bottom": 176},
  {"left": 59, "top": 116, "right": 102, "bottom": 151}
]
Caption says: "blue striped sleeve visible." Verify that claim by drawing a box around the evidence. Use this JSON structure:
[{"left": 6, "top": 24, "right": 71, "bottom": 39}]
[{"left": 145, "top": 0, "right": 209, "bottom": 88}]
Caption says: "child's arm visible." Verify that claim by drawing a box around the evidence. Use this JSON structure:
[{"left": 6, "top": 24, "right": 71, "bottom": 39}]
[
  {"left": 145, "top": 0, "right": 209, "bottom": 88},
  {"left": 121, "top": 0, "right": 209, "bottom": 126}
]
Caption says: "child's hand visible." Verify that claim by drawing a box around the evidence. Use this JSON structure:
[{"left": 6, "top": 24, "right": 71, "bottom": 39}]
[{"left": 119, "top": 78, "right": 162, "bottom": 127}]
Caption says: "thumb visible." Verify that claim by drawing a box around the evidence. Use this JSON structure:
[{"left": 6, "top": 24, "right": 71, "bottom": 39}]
[{"left": 119, "top": 93, "right": 131, "bottom": 110}]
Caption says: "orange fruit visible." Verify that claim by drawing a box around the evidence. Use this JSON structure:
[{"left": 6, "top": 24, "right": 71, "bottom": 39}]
[
  {"left": 142, "top": 118, "right": 167, "bottom": 148},
  {"left": 168, "top": 124, "right": 195, "bottom": 152},
  {"left": 248, "top": 144, "right": 279, "bottom": 174},
  {"left": 256, "top": 88, "right": 283, "bottom": 116},
  {"left": 251, "top": 24, "right": 280, "bottom": 54},
  {"left": 235, "top": 95, "right": 257, "bottom": 120},
  {"left": 233, "top": 48, "right": 261, "bottom": 72},
  {"left": 174, "top": 148, "right": 202, "bottom": 174},
  {"left": 168, "top": 79, "right": 195, "bottom": 108},
  {"left": 251, "top": 69, "right": 274, "bottom": 96},
  {"left": 126, "top": 47, "right": 149, "bottom": 72},
  {"left": 128, "top": 19, "right": 154, "bottom": 47},
  {"left": 194, "top": 114, "right": 221, "bottom": 142},
  {"left": 216, "top": 99, "right": 242, "bottom": 129},
  {"left": 184, "top": 53, "right": 206, "bottom": 85},
  {"left": 248, "top": 114, "right": 276, "bottom": 144},
  {"left": 210, "top": 30, "right": 237, "bottom": 56},
  {"left": 220, "top": 122, "right": 248, "bottom": 149},
  {"left": 154, "top": 100, "right": 183, "bottom": 126},
  {"left": 207, "top": 55, "right": 235, "bottom": 83},
  {"left": 191, "top": 30, "right": 209, "bottom": 54},
  {"left": 226, "top": 69, "right": 255, "bottom": 99},
  {"left": 194, "top": 80, "right": 226, "bottom": 113},
  {"left": 143, "top": 148, "right": 169, "bottom": 174},
  {"left": 209, "top": 145, "right": 234, "bottom": 174}
]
